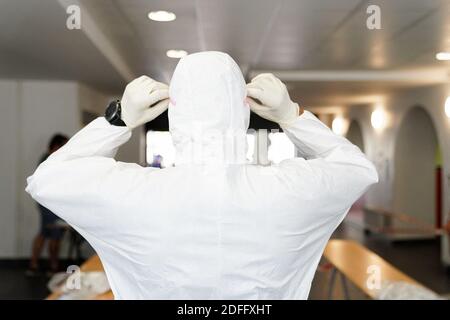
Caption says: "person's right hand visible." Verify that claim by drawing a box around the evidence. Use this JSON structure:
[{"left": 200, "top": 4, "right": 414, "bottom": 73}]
[
  {"left": 246, "top": 73, "right": 300, "bottom": 126},
  {"left": 121, "top": 76, "right": 169, "bottom": 129}
]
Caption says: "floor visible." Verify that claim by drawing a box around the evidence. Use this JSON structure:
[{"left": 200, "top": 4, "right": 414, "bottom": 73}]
[
  {"left": 0, "top": 262, "right": 50, "bottom": 299},
  {"left": 0, "top": 217, "right": 449, "bottom": 300}
]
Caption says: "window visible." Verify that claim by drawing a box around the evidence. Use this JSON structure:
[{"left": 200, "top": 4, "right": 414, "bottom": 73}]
[
  {"left": 268, "top": 132, "right": 295, "bottom": 164},
  {"left": 146, "top": 131, "right": 176, "bottom": 168},
  {"left": 146, "top": 130, "right": 293, "bottom": 166}
]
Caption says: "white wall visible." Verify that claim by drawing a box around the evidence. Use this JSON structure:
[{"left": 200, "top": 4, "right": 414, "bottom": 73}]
[
  {"left": 345, "top": 83, "right": 450, "bottom": 265},
  {"left": 18, "top": 81, "right": 81, "bottom": 256},
  {"left": 393, "top": 107, "right": 437, "bottom": 227},
  {"left": 0, "top": 81, "right": 19, "bottom": 257},
  {"left": 0, "top": 79, "right": 142, "bottom": 258}
]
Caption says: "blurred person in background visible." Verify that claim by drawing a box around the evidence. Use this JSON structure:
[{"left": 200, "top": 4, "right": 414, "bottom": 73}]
[
  {"left": 149, "top": 154, "right": 164, "bottom": 168},
  {"left": 26, "top": 134, "right": 68, "bottom": 277}
]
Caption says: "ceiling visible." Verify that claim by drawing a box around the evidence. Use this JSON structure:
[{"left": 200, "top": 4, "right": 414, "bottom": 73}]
[{"left": 1, "top": 0, "right": 449, "bottom": 108}]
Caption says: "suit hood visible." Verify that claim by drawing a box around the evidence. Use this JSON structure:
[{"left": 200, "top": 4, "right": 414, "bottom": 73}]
[{"left": 169, "top": 51, "right": 250, "bottom": 165}]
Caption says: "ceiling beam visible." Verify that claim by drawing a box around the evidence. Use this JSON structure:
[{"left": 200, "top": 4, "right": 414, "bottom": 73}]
[
  {"left": 249, "top": 1, "right": 284, "bottom": 72},
  {"left": 249, "top": 67, "right": 450, "bottom": 84},
  {"left": 57, "top": 0, "right": 135, "bottom": 83},
  {"left": 194, "top": 0, "right": 207, "bottom": 52}
]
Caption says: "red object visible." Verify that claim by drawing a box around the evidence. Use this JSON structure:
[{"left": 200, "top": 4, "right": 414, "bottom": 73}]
[
  {"left": 318, "top": 262, "right": 333, "bottom": 272},
  {"left": 435, "top": 167, "right": 442, "bottom": 229}
]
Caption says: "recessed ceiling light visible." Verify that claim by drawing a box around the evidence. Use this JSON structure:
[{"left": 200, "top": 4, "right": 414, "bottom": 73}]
[
  {"left": 331, "top": 116, "right": 347, "bottom": 136},
  {"left": 148, "top": 10, "right": 176, "bottom": 22},
  {"left": 436, "top": 52, "right": 450, "bottom": 61},
  {"left": 371, "top": 108, "right": 387, "bottom": 131},
  {"left": 166, "top": 49, "right": 188, "bottom": 59}
]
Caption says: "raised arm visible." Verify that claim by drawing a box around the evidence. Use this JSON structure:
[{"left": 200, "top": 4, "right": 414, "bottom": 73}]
[
  {"left": 280, "top": 111, "right": 378, "bottom": 214},
  {"left": 26, "top": 76, "right": 169, "bottom": 232},
  {"left": 247, "top": 73, "right": 378, "bottom": 218}
]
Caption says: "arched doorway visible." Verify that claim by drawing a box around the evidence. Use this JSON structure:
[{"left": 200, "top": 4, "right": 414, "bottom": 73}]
[
  {"left": 393, "top": 106, "right": 441, "bottom": 234},
  {"left": 346, "top": 120, "right": 365, "bottom": 152}
]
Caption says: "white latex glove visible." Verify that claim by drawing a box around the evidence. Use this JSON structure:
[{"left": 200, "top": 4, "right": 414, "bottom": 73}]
[
  {"left": 246, "top": 73, "right": 300, "bottom": 126},
  {"left": 121, "top": 76, "right": 169, "bottom": 129}
]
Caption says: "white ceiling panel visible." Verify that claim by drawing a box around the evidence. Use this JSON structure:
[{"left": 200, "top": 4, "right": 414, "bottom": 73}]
[
  {"left": 1, "top": 0, "right": 450, "bottom": 107},
  {"left": 0, "top": 0, "right": 125, "bottom": 91},
  {"left": 256, "top": 0, "right": 363, "bottom": 69}
]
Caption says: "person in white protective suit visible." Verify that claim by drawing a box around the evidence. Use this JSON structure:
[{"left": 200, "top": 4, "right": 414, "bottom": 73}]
[{"left": 26, "top": 51, "right": 378, "bottom": 299}]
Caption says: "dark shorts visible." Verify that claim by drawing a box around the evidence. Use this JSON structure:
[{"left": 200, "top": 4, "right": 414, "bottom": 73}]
[{"left": 38, "top": 204, "right": 65, "bottom": 240}]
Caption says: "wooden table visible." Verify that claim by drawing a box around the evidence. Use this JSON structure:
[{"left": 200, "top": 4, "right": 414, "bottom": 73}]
[
  {"left": 323, "top": 239, "right": 425, "bottom": 299},
  {"left": 46, "top": 255, "right": 114, "bottom": 300},
  {"left": 48, "top": 239, "right": 431, "bottom": 300}
]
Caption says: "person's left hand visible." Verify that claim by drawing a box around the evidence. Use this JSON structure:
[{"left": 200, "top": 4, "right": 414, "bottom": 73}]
[
  {"left": 246, "top": 73, "right": 301, "bottom": 126},
  {"left": 121, "top": 76, "right": 170, "bottom": 129}
]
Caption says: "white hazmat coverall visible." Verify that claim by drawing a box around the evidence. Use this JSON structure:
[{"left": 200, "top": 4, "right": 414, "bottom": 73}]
[{"left": 26, "top": 52, "right": 378, "bottom": 299}]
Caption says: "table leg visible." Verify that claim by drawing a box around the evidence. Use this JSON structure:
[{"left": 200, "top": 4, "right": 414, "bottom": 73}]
[
  {"left": 340, "top": 272, "right": 351, "bottom": 300},
  {"left": 328, "top": 267, "right": 337, "bottom": 300}
]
